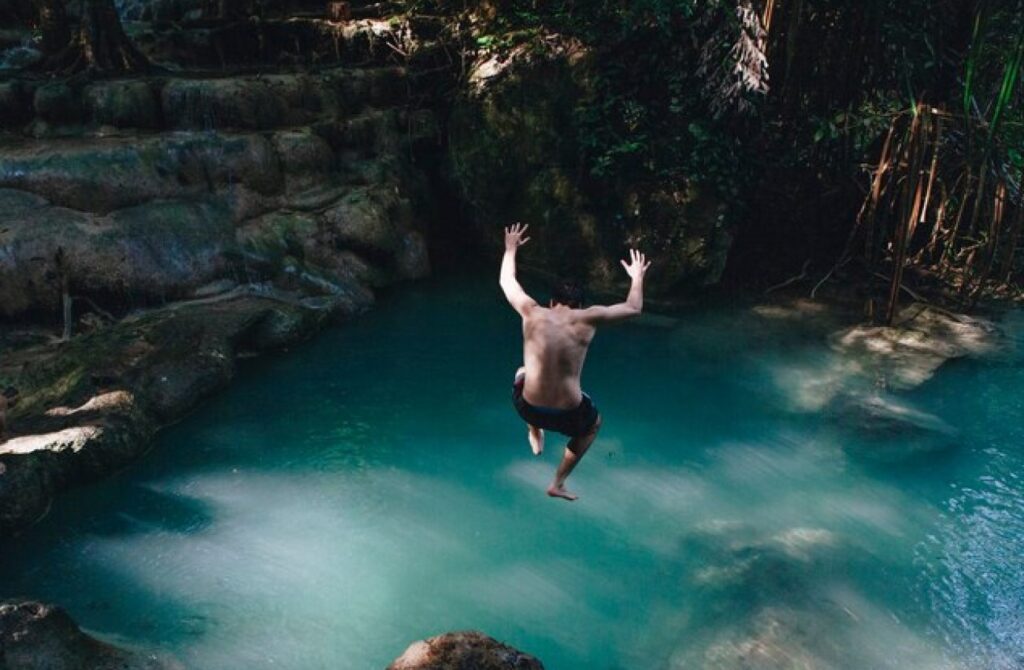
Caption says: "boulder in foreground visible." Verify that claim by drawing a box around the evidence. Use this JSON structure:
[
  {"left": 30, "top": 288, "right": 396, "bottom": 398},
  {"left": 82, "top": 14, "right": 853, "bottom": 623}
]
[
  {"left": 0, "top": 600, "right": 181, "bottom": 669},
  {"left": 389, "top": 631, "right": 544, "bottom": 670}
]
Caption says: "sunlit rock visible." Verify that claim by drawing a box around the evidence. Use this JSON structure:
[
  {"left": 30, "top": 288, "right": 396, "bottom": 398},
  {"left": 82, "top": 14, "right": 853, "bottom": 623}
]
[
  {"left": 0, "top": 600, "right": 181, "bottom": 669},
  {"left": 0, "top": 426, "right": 102, "bottom": 456},
  {"left": 829, "top": 304, "right": 998, "bottom": 391},
  {"left": 388, "top": 631, "right": 544, "bottom": 670}
]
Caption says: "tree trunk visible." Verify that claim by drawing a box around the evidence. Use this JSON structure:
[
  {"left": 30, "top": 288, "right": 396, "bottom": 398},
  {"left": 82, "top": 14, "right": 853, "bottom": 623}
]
[
  {"left": 34, "top": 0, "right": 150, "bottom": 72},
  {"left": 36, "top": 0, "right": 70, "bottom": 55},
  {"left": 77, "top": 0, "right": 150, "bottom": 72}
]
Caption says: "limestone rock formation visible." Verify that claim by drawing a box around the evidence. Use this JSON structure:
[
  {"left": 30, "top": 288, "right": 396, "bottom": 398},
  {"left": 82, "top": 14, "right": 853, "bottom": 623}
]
[
  {"left": 0, "top": 67, "right": 434, "bottom": 319},
  {"left": 0, "top": 3, "right": 444, "bottom": 537},
  {"left": 448, "top": 34, "right": 733, "bottom": 299},
  {"left": 389, "top": 631, "right": 544, "bottom": 670},
  {"left": 0, "top": 600, "right": 181, "bottom": 669}
]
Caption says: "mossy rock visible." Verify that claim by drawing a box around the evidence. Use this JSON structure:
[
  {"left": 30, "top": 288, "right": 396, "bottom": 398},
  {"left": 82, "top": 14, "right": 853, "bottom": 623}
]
[
  {"left": 238, "top": 211, "right": 321, "bottom": 264},
  {"left": 85, "top": 80, "right": 160, "bottom": 129},
  {"left": 161, "top": 78, "right": 290, "bottom": 130},
  {"left": 33, "top": 82, "right": 82, "bottom": 126},
  {"left": 0, "top": 133, "right": 283, "bottom": 214},
  {"left": 0, "top": 81, "right": 32, "bottom": 127}
]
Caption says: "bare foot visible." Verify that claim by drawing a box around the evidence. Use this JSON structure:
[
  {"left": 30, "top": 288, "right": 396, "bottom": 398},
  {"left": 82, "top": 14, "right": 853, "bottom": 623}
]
[
  {"left": 528, "top": 426, "right": 544, "bottom": 455},
  {"left": 547, "top": 485, "right": 578, "bottom": 501}
]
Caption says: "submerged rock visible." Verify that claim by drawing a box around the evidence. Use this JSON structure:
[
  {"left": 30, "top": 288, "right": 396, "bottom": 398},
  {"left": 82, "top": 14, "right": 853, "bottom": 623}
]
[
  {"left": 0, "top": 600, "right": 181, "bottom": 669},
  {"left": 388, "top": 631, "right": 544, "bottom": 670},
  {"left": 826, "top": 391, "right": 959, "bottom": 462}
]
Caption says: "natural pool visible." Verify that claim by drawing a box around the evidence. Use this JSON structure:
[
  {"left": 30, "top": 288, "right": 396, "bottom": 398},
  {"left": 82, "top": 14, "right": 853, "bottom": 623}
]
[{"left": 2, "top": 277, "right": 1023, "bottom": 669}]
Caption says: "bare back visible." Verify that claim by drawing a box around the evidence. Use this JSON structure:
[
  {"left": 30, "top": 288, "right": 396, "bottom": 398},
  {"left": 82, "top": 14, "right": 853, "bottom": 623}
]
[{"left": 520, "top": 306, "right": 596, "bottom": 409}]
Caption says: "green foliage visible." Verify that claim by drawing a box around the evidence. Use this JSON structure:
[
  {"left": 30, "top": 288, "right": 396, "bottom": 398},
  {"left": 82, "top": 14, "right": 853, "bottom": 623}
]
[
  {"left": 454, "top": 0, "right": 1023, "bottom": 290},
  {"left": 471, "top": 0, "right": 753, "bottom": 212}
]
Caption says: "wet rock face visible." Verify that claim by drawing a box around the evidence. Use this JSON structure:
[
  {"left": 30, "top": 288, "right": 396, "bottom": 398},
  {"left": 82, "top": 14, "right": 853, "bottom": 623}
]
[
  {"left": 0, "top": 14, "right": 443, "bottom": 535},
  {"left": 389, "top": 631, "right": 545, "bottom": 670},
  {"left": 448, "top": 35, "right": 733, "bottom": 299},
  {"left": 0, "top": 66, "right": 434, "bottom": 319},
  {"left": 0, "top": 600, "right": 181, "bottom": 669}
]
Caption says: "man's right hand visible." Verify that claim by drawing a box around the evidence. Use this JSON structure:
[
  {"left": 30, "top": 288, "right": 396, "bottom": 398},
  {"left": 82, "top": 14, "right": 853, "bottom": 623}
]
[
  {"left": 504, "top": 223, "right": 530, "bottom": 252},
  {"left": 620, "top": 249, "right": 651, "bottom": 280}
]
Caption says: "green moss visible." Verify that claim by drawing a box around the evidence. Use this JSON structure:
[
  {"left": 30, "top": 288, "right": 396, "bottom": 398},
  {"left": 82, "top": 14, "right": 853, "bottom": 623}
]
[{"left": 239, "top": 212, "right": 319, "bottom": 263}]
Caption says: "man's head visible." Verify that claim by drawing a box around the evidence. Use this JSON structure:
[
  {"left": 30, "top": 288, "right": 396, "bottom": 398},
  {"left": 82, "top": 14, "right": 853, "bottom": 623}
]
[{"left": 550, "top": 279, "right": 585, "bottom": 308}]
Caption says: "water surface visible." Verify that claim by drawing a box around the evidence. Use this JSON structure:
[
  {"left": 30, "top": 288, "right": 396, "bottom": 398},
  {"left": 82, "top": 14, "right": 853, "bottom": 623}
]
[{"left": 2, "top": 278, "right": 1023, "bottom": 669}]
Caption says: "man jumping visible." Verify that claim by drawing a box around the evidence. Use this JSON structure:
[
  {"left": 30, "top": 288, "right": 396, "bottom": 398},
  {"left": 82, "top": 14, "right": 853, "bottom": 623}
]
[{"left": 500, "top": 223, "right": 650, "bottom": 501}]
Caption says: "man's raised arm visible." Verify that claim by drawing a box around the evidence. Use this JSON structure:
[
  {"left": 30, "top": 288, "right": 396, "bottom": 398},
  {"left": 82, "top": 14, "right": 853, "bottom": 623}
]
[
  {"left": 581, "top": 249, "right": 651, "bottom": 323},
  {"left": 499, "top": 223, "right": 537, "bottom": 316}
]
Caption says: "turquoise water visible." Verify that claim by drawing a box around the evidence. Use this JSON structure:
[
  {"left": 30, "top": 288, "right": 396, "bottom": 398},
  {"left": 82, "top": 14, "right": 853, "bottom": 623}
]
[{"left": 2, "top": 278, "right": 1023, "bottom": 669}]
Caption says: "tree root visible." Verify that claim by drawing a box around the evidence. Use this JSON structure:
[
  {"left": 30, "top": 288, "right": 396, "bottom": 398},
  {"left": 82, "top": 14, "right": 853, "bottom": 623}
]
[{"left": 764, "top": 259, "right": 810, "bottom": 294}]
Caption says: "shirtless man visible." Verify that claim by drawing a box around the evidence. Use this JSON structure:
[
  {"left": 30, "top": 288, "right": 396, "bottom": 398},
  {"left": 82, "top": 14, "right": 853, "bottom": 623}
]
[{"left": 500, "top": 223, "right": 650, "bottom": 501}]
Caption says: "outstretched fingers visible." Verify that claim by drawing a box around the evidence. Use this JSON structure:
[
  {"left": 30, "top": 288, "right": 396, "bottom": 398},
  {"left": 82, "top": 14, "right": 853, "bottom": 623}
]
[
  {"left": 621, "top": 248, "right": 652, "bottom": 275},
  {"left": 505, "top": 223, "right": 531, "bottom": 246}
]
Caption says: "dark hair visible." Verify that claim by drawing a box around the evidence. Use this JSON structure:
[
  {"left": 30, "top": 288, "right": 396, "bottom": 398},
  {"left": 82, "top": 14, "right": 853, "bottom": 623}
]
[{"left": 551, "top": 279, "right": 585, "bottom": 308}]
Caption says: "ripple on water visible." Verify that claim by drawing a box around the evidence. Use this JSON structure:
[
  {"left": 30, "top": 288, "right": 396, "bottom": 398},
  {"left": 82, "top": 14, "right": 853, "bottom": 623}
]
[{"left": 917, "top": 460, "right": 1024, "bottom": 669}]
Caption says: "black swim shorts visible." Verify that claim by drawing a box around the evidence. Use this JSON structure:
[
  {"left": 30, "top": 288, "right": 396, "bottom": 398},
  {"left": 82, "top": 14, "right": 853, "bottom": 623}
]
[{"left": 512, "top": 374, "right": 599, "bottom": 438}]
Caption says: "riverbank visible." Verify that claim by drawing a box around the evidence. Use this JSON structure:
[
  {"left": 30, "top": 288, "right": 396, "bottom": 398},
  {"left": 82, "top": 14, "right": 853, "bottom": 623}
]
[{"left": 0, "top": 286, "right": 372, "bottom": 534}]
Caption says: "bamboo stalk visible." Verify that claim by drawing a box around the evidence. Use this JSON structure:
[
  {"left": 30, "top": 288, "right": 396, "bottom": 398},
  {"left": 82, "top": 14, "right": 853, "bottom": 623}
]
[
  {"left": 941, "top": 174, "right": 973, "bottom": 272},
  {"left": 861, "top": 122, "right": 898, "bottom": 276},
  {"left": 1002, "top": 202, "right": 1024, "bottom": 283},
  {"left": 968, "top": 181, "right": 1008, "bottom": 306},
  {"left": 917, "top": 113, "right": 942, "bottom": 236},
  {"left": 762, "top": 0, "right": 776, "bottom": 35},
  {"left": 885, "top": 108, "right": 928, "bottom": 325}
]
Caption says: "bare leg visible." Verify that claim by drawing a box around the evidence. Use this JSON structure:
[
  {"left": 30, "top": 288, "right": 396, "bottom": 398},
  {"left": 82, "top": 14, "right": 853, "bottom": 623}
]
[
  {"left": 514, "top": 366, "right": 544, "bottom": 455},
  {"left": 548, "top": 414, "right": 601, "bottom": 501},
  {"left": 528, "top": 424, "right": 544, "bottom": 456}
]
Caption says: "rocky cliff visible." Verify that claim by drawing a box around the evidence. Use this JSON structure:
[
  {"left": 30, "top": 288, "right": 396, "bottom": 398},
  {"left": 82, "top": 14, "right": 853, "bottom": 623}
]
[{"left": 0, "top": 3, "right": 445, "bottom": 534}]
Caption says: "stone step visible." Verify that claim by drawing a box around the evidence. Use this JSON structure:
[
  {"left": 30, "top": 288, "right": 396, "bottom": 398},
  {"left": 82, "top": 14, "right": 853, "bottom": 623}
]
[
  {"left": 129, "top": 16, "right": 413, "bottom": 70},
  {"left": 117, "top": 0, "right": 401, "bottom": 23},
  {"left": 0, "top": 65, "right": 418, "bottom": 132},
  {"left": 0, "top": 105, "right": 436, "bottom": 214}
]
